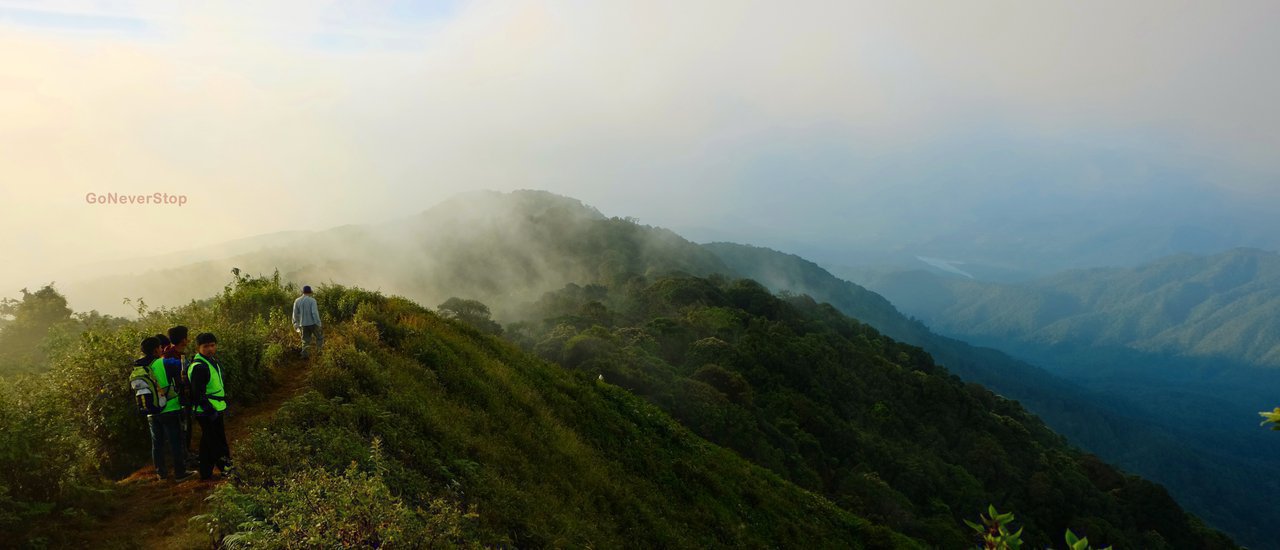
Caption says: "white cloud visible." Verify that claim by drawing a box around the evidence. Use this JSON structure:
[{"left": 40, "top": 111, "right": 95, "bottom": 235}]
[{"left": 1, "top": 0, "right": 1278, "bottom": 295}]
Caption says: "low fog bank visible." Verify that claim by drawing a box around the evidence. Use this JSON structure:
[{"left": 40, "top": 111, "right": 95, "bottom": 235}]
[
  {"left": 39, "top": 186, "right": 1280, "bottom": 320},
  {"left": 55, "top": 190, "right": 713, "bottom": 319}
]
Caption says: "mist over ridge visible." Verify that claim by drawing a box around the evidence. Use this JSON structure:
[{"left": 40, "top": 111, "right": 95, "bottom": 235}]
[
  {"left": 10, "top": 188, "right": 1280, "bottom": 547},
  {"left": 5, "top": 1, "right": 1280, "bottom": 293},
  {"left": 5, "top": 3, "right": 1280, "bottom": 547},
  {"left": 57, "top": 190, "right": 718, "bottom": 318}
]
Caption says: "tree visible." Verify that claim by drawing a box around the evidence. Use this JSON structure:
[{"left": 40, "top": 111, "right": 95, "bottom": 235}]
[
  {"left": 437, "top": 297, "right": 503, "bottom": 335},
  {"left": 0, "top": 285, "right": 74, "bottom": 374}
]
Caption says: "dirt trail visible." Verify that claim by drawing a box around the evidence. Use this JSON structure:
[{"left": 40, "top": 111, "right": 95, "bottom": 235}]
[{"left": 71, "top": 355, "right": 312, "bottom": 549}]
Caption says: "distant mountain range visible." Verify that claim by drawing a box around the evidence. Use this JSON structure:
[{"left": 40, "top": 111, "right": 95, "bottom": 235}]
[
  {"left": 843, "top": 248, "right": 1280, "bottom": 370},
  {"left": 838, "top": 250, "right": 1280, "bottom": 450},
  {"left": 676, "top": 142, "right": 1280, "bottom": 282},
  {"left": 842, "top": 249, "right": 1280, "bottom": 549},
  {"left": 55, "top": 190, "right": 1280, "bottom": 548}
]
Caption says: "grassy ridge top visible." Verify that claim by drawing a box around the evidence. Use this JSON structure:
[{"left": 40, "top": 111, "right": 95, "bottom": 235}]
[
  {"left": 0, "top": 191, "right": 1245, "bottom": 547},
  {"left": 2, "top": 274, "right": 918, "bottom": 548},
  {"left": 212, "top": 280, "right": 915, "bottom": 548}
]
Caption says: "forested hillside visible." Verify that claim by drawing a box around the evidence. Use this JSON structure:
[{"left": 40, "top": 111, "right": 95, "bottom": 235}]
[
  {"left": 713, "top": 243, "right": 1280, "bottom": 549},
  {"left": 1, "top": 275, "right": 920, "bottom": 548},
  {"left": 0, "top": 273, "right": 1236, "bottom": 548},
  {"left": 30, "top": 190, "right": 1264, "bottom": 547},
  {"left": 512, "top": 274, "right": 1234, "bottom": 548}
]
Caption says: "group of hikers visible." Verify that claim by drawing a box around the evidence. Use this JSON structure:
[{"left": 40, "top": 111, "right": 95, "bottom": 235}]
[{"left": 128, "top": 286, "right": 323, "bottom": 482}]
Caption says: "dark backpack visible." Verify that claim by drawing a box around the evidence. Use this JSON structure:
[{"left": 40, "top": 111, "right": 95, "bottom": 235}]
[
  {"left": 165, "top": 357, "right": 194, "bottom": 407},
  {"left": 129, "top": 363, "right": 167, "bottom": 415}
]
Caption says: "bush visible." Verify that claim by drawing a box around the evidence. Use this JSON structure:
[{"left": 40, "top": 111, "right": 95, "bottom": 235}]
[
  {"left": 216, "top": 270, "right": 296, "bottom": 324},
  {"left": 201, "top": 442, "right": 476, "bottom": 549},
  {"left": 0, "top": 271, "right": 297, "bottom": 539},
  {"left": 316, "top": 284, "right": 386, "bottom": 324},
  {"left": 51, "top": 325, "right": 156, "bottom": 474},
  {"left": 0, "top": 375, "right": 100, "bottom": 539}
]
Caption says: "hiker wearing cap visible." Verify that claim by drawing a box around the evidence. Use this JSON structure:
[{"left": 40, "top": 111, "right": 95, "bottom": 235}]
[
  {"left": 189, "top": 332, "right": 231, "bottom": 480},
  {"left": 292, "top": 285, "right": 323, "bottom": 358},
  {"left": 135, "top": 336, "right": 192, "bottom": 481}
]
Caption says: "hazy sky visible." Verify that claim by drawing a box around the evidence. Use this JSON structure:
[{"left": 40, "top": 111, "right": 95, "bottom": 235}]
[{"left": 3, "top": 1, "right": 1279, "bottom": 293}]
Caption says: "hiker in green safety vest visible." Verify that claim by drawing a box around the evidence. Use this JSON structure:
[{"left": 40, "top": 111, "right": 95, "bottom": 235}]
[
  {"left": 136, "top": 336, "right": 192, "bottom": 481},
  {"left": 189, "top": 332, "right": 232, "bottom": 481},
  {"left": 163, "top": 325, "right": 195, "bottom": 468}
]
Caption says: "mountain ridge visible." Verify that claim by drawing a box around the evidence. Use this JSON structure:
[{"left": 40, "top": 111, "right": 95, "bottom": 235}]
[
  {"left": 4, "top": 276, "right": 923, "bottom": 548},
  {"left": 845, "top": 247, "right": 1280, "bottom": 369},
  {"left": 37, "top": 189, "right": 1276, "bottom": 547}
]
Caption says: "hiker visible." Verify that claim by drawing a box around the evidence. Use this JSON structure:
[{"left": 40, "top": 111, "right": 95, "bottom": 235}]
[
  {"left": 163, "top": 325, "right": 196, "bottom": 467},
  {"left": 292, "top": 285, "right": 323, "bottom": 357},
  {"left": 162, "top": 326, "right": 187, "bottom": 363},
  {"left": 189, "top": 332, "right": 231, "bottom": 480},
  {"left": 134, "top": 336, "right": 191, "bottom": 481}
]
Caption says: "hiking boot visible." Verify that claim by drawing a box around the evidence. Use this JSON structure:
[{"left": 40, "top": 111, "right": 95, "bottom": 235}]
[{"left": 174, "top": 470, "right": 197, "bottom": 482}]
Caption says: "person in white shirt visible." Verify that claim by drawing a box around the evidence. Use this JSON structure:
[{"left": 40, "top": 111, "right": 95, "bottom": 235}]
[{"left": 292, "top": 285, "right": 323, "bottom": 357}]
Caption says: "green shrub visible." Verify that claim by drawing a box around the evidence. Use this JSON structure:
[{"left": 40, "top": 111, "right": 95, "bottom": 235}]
[
  {"left": 0, "top": 375, "right": 100, "bottom": 539},
  {"left": 0, "top": 272, "right": 296, "bottom": 538},
  {"left": 315, "top": 284, "right": 386, "bottom": 324},
  {"left": 965, "top": 506, "right": 1114, "bottom": 550},
  {"left": 201, "top": 442, "right": 476, "bottom": 549},
  {"left": 51, "top": 325, "right": 155, "bottom": 474},
  {"left": 216, "top": 270, "right": 296, "bottom": 324}
]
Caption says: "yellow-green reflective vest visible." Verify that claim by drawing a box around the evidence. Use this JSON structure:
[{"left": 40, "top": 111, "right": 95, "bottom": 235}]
[
  {"left": 188, "top": 353, "right": 227, "bottom": 413},
  {"left": 149, "top": 357, "right": 181, "bottom": 414}
]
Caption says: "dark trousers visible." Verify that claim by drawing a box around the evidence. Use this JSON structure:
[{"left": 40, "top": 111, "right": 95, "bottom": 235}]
[
  {"left": 194, "top": 413, "right": 231, "bottom": 479},
  {"left": 182, "top": 409, "right": 195, "bottom": 465},
  {"left": 148, "top": 411, "right": 185, "bottom": 478},
  {"left": 301, "top": 324, "right": 323, "bottom": 356}
]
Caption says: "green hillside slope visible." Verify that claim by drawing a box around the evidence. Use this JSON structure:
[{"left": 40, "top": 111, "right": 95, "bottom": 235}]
[
  {"left": 2, "top": 276, "right": 917, "bottom": 548},
  {"left": 38, "top": 190, "right": 1257, "bottom": 546},
  {"left": 711, "top": 243, "right": 1280, "bottom": 549},
  {"left": 514, "top": 273, "right": 1234, "bottom": 549}
]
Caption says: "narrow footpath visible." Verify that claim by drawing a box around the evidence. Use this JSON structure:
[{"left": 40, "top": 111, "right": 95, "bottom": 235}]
[{"left": 69, "top": 355, "right": 312, "bottom": 549}]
